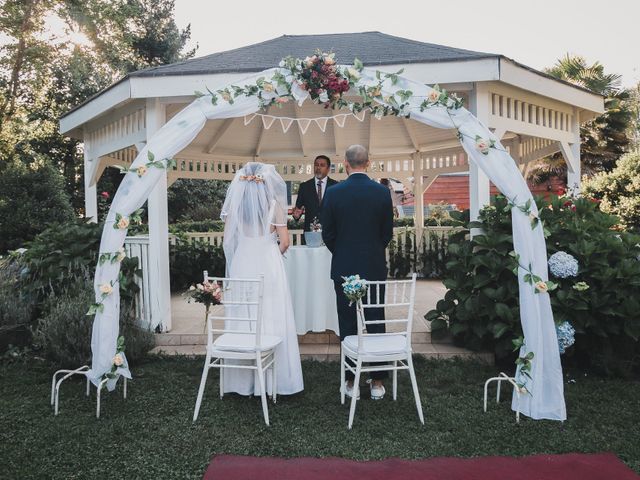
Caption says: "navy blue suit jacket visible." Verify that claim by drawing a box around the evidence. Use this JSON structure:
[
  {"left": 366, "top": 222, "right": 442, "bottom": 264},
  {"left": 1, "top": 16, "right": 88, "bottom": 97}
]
[{"left": 320, "top": 173, "right": 394, "bottom": 281}]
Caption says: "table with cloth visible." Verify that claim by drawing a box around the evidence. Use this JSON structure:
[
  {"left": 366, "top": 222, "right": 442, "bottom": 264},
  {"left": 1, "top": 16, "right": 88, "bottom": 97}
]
[{"left": 283, "top": 246, "right": 339, "bottom": 335}]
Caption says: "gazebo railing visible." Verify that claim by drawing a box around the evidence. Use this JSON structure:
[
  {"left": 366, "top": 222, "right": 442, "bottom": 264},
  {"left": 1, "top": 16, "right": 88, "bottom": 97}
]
[{"left": 125, "top": 226, "right": 461, "bottom": 326}]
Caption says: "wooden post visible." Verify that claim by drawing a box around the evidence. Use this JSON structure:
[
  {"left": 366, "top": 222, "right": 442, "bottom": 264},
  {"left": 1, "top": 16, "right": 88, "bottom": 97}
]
[
  {"left": 468, "top": 83, "right": 491, "bottom": 222},
  {"left": 83, "top": 131, "right": 98, "bottom": 222},
  {"left": 146, "top": 98, "right": 172, "bottom": 332},
  {"left": 566, "top": 108, "right": 581, "bottom": 195}
]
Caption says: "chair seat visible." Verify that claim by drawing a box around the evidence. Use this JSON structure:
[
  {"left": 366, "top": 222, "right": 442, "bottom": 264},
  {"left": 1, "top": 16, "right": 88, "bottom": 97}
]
[
  {"left": 213, "top": 333, "right": 282, "bottom": 352},
  {"left": 343, "top": 334, "right": 408, "bottom": 355}
]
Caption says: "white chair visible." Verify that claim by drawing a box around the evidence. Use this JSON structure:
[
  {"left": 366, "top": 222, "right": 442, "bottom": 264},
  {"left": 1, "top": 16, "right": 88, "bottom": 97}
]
[
  {"left": 193, "top": 272, "right": 281, "bottom": 425},
  {"left": 340, "top": 273, "right": 424, "bottom": 429}
]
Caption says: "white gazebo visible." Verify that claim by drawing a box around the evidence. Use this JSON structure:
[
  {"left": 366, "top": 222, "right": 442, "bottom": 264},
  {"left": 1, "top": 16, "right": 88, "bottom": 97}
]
[{"left": 60, "top": 31, "right": 603, "bottom": 335}]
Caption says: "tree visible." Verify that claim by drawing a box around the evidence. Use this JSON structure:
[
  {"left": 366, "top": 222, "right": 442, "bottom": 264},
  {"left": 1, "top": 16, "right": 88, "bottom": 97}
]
[
  {"left": 0, "top": 0, "right": 197, "bottom": 217},
  {"left": 582, "top": 151, "right": 640, "bottom": 232},
  {"left": 0, "top": 159, "right": 74, "bottom": 252},
  {"left": 167, "top": 179, "right": 228, "bottom": 223},
  {"left": 527, "top": 55, "right": 633, "bottom": 185}
]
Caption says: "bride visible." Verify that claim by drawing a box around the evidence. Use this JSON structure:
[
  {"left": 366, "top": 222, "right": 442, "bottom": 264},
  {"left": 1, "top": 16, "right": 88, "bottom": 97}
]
[{"left": 220, "top": 162, "right": 304, "bottom": 396}]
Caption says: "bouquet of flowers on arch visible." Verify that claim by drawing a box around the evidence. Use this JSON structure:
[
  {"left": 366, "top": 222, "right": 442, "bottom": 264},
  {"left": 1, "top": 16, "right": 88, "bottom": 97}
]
[{"left": 282, "top": 50, "right": 351, "bottom": 109}]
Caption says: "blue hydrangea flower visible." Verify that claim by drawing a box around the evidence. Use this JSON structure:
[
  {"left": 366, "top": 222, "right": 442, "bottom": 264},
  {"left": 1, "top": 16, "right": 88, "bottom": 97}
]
[
  {"left": 556, "top": 321, "right": 575, "bottom": 354},
  {"left": 342, "top": 274, "right": 368, "bottom": 305},
  {"left": 548, "top": 251, "right": 579, "bottom": 278}
]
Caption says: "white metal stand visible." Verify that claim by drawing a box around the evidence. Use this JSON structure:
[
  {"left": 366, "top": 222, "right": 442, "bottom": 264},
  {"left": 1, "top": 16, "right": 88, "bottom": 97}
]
[
  {"left": 483, "top": 372, "right": 521, "bottom": 423},
  {"left": 51, "top": 366, "right": 127, "bottom": 419}
]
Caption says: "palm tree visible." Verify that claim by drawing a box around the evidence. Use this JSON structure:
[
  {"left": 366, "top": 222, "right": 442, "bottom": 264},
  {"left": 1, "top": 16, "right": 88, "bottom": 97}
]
[{"left": 528, "top": 55, "right": 632, "bottom": 185}]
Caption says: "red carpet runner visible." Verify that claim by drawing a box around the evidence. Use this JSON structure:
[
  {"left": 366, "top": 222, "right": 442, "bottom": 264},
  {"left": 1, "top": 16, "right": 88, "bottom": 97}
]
[{"left": 203, "top": 452, "right": 639, "bottom": 480}]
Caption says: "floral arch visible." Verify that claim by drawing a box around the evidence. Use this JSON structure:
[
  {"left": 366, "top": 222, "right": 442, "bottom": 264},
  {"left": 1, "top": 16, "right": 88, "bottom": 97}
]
[{"left": 90, "top": 53, "right": 566, "bottom": 421}]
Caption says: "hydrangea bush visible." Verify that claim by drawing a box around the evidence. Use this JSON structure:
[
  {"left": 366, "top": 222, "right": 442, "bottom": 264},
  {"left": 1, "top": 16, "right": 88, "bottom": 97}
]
[{"left": 426, "top": 194, "right": 640, "bottom": 375}]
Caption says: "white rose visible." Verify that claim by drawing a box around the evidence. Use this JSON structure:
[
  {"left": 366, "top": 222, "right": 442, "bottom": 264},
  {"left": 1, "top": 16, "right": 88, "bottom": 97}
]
[
  {"left": 116, "top": 247, "right": 126, "bottom": 262},
  {"left": 535, "top": 281, "right": 548, "bottom": 293},
  {"left": 196, "top": 284, "right": 204, "bottom": 291},
  {"left": 113, "top": 353, "right": 124, "bottom": 367},
  {"left": 99, "top": 283, "right": 113, "bottom": 295},
  {"left": 428, "top": 89, "right": 440, "bottom": 102},
  {"left": 136, "top": 165, "right": 147, "bottom": 177},
  {"left": 318, "top": 90, "right": 329, "bottom": 103},
  {"left": 347, "top": 67, "right": 360, "bottom": 80},
  {"left": 475, "top": 138, "right": 490, "bottom": 154},
  {"left": 117, "top": 216, "right": 130, "bottom": 229},
  {"left": 324, "top": 55, "right": 335, "bottom": 65},
  {"left": 262, "top": 82, "right": 274, "bottom": 93},
  {"left": 189, "top": 285, "right": 196, "bottom": 291}
]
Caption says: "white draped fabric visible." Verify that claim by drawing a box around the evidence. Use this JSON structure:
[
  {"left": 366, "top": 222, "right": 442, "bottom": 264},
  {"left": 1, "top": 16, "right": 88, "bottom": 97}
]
[
  {"left": 88, "top": 65, "right": 565, "bottom": 421},
  {"left": 283, "top": 246, "right": 339, "bottom": 335}
]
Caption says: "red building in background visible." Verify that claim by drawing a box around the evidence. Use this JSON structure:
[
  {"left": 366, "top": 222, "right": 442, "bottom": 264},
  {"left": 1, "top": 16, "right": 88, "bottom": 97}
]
[{"left": 402, "top": 174, "right": 565, "bottom": 211}]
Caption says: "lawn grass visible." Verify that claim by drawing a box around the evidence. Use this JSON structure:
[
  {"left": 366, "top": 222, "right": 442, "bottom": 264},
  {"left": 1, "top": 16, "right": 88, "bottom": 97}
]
[{"left": 1, "top": 355, "right": 639, "bottom": 479}]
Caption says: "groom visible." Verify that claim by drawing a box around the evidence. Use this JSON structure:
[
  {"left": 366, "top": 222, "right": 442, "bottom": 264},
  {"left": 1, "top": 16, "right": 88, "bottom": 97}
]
[{"left": 320, "top": 144, "right": 394, "bottom": 400}]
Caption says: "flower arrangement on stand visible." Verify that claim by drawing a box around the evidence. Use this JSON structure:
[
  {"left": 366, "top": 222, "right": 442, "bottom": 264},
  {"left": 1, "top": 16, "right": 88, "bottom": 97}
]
[{"left": 185, "top": 281, "right": 223, "bottom": 332}]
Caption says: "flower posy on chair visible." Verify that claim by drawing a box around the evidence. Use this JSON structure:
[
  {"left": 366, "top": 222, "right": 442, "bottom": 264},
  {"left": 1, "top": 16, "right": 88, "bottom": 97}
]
[
  {"left": 341, "top": 275, "right": 368, "bottom": 306},
  {"left": 185, "top": 281, "right": 223, "bottom": 332}
]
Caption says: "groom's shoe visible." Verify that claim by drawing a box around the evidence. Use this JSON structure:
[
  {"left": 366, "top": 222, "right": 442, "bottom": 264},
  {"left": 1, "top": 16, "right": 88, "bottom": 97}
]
[
  {"left": 343, "top": 381, "right": 360, "bottom": 400},
  {"left": 370, "top": 382, "right": 385, "bottom": 400}
]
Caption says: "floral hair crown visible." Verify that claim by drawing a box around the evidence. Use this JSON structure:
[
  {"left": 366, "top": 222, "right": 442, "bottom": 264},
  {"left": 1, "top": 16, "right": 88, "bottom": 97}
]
[{"left": 239, "top": 173, "right": 264, "bottom": 183}]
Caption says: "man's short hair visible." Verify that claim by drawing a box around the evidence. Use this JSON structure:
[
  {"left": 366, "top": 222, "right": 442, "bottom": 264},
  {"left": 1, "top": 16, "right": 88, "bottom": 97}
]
[
  {"left": 314, "top": 155, "right": 331, "bottom": 167},
  {"left": 345, "top": 145, "right": 369, "bottom": 168}
]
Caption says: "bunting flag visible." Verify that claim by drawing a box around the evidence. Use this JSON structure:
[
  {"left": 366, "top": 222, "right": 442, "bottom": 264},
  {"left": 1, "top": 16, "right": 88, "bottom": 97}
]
[
  {"left": 297, "top": 118, "right": 312, "bottom": 135},
  {"left": 261, "top": 115, "right": 276, "bottom": 130},
  {"left": 333, "top": 115, "right": 347, "bottom": 128},
  {"left": 279, "top": 118, "right": 294, "bottom": 133},
  {"left": 314, "top": 117, "right": 329, "bottom": 132},
  {"left": 241, "top": 111, "right": 367, "bottom": 135}
]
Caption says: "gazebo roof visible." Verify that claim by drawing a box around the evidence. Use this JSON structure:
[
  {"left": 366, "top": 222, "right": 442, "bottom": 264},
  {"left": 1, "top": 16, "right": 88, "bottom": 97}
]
[{"left": 131, "top": 31, "right": 499, "bottom": 77}]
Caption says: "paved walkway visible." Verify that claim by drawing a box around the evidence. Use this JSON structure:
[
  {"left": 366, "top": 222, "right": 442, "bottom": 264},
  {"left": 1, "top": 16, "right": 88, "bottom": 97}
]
[{"left": 151, "top": 280, "right": 492, "bottom": 363}]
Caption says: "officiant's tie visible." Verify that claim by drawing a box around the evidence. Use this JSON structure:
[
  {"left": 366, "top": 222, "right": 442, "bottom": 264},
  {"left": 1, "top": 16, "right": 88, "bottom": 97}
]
[{"left": 317, "top": 180, "right": 323, "bottom": 203}]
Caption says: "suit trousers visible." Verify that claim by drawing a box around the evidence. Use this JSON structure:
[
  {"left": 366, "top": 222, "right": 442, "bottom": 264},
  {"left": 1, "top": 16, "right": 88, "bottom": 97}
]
[{"left": 333, "top": 280, "right": 389, "bottom": 381}]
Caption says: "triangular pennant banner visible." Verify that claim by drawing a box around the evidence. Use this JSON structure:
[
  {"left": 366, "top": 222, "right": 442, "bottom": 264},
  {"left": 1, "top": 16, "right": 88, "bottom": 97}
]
[
  {"left": 354, "top": 110, "right": 366, "bottom": 122},
  {"left": 314, "top": 117, "right": 329, "bottom": 133},
  {"left": 279, "top": 118, "right": 294, "bottom": 133},
  {"left": 333, "top": 115, "right": 347, "bottom": 128},
  {"left": 261, "top": 115, "right": 276, "bottom": 129},
  {"left": 298, "top": 118, "right": 312, "bottom": 135},
  {"left": 243, "top": 113, "right": 257, "bottom": 126}
]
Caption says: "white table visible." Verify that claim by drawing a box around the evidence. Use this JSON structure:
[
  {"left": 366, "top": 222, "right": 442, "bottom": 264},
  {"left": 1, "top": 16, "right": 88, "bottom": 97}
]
[{"left": 283, "top": 246, "right": 340, "bottom": 335}]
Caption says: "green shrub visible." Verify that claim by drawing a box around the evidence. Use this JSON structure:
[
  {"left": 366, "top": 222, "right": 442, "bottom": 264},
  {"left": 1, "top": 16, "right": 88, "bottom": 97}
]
[
  {"left": 0, "top": 160, "right": 74, "bottom": 253},
  {"left": 34, "top": 272, "right": 153, "bottom": 367},
  {"left": 583, "top": 151, "right": 640, "bottom": 232},
  {"left": 426, "top": 194, "right": 640, "bottom": 375},
  {"left": 0, "top": 255, "right": 34, "bottom": 328},
  {"left": 169, "top": 235, "right": 225, "bottom": 291}
]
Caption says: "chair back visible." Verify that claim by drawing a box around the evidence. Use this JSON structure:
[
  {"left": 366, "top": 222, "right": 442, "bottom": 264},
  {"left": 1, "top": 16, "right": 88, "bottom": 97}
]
[
  {"left": 203, "top": 271, "right": 265, "bottom": 347},
  {"left": 355, "top": 273, "right": 417, "bottom": 351}
]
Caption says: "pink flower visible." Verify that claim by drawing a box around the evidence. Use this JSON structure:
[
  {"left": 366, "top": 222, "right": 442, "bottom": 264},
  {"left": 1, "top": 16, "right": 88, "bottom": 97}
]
[{"left": 101, "top": 191, "right": 110, "bottom": 199}]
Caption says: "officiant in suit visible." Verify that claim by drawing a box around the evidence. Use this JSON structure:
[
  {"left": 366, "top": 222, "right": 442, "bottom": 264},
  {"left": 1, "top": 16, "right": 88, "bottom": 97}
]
[
  {"left": 320, "top": 144, "right": 394, "bottom": 400},
  {"left": 292, "top": 155, "right": 338, "bottom": 232}
]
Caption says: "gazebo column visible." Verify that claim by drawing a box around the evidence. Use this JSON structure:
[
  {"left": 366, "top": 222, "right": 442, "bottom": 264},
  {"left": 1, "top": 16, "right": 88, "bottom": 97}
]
[
  {"left": 146, "top": 98, "right": 172, "bottom": 332},
  {"left": 468, "top": 83, "right": 491, "bottom": 221},
  {"left": 83, "top": 143, "right": 98, "bottom": 222},
  {"left": 412, "top": 152, "right": 425, "bottom": 250},
  {"left": 563, "top": 108, "right": 582, "bottom": 195}
]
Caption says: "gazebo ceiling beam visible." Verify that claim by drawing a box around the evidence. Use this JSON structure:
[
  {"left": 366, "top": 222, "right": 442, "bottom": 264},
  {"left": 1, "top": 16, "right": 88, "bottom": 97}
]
[
  {"left": 254, "top": 106, "right": 269, "bottom": 157},
  {"left": 205, "top": 118, "right": 235, "bottom": 154},
  {"left": 402, "top": 118, "right": 420, "bottom": 151}
]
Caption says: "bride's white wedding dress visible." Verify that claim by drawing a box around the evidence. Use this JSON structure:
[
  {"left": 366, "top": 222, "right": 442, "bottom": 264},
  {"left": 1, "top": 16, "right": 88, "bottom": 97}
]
[{"left": 223, "top": 229, "right": 304, "bottom": 396}]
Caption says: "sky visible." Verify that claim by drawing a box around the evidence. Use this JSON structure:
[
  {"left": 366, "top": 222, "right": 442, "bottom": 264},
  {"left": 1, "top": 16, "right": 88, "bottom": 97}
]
[{"left": 173, "top": 0, "right": 638, "bottom": 88}]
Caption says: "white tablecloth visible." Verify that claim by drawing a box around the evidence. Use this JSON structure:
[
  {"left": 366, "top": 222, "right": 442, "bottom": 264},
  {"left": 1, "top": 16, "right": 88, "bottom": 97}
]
[{"left": 283, "top": 246, "right": 339, "bottom": 335}]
